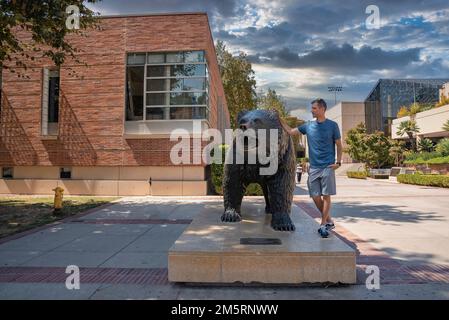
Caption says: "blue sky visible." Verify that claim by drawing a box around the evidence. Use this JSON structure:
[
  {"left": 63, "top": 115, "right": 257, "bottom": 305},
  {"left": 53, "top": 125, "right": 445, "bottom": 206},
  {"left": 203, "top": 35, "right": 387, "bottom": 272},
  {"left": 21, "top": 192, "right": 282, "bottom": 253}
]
[{"left": 88, "top": 0, "right": 449, "bottom": 118}]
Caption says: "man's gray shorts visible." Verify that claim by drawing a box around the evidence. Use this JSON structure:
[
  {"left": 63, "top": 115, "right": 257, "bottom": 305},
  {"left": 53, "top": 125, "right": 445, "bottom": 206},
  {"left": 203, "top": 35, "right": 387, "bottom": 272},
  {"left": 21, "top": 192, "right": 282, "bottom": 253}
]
[{"left": 307, "top": 167, "right": 337, "bottom": 197}]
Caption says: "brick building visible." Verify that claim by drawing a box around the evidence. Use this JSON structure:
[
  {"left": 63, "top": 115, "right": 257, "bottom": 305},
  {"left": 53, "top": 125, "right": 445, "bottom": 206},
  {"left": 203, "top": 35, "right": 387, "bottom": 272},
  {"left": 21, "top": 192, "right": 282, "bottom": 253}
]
[{"left": 0, "top": 13, "right": 229, "bottom": 196}]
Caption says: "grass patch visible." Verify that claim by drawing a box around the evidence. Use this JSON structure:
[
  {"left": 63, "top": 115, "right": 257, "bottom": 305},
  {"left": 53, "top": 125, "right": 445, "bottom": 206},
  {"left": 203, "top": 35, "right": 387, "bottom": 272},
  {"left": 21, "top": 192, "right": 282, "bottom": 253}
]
[
  {"left": 347, "top": 171, "right": 367, "bottom": 179},
  {"left": 0, "top": 196, "right": 119, "bottom": 239},
  {"left": 397, "top": 174, "right": 449, "bottom": 188}
]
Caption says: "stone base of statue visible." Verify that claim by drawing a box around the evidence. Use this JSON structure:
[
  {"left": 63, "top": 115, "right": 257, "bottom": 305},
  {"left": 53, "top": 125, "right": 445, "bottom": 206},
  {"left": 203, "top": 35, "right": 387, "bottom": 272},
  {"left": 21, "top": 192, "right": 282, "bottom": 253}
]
[{"left": 168, "top": 200, "right": 356, "bottom": 284}]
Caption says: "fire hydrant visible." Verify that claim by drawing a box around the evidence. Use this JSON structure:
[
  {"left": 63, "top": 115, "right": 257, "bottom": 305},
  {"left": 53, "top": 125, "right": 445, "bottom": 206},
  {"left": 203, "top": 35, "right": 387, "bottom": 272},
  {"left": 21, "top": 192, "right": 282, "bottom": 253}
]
[{"left": 52, "top": 187, "right": 64, "bottom": 214}]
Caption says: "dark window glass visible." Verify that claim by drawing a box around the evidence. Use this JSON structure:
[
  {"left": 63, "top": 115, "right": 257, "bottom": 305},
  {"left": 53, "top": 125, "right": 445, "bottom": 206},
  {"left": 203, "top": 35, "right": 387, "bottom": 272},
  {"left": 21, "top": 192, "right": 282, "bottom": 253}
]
[
  {"left": 170, "top": 64, "right": 205, "bottom": 77},
  {"left": 60, "top": 167, "right": 71, "bottom": 179},
  {"left": 170, "top": 92, "right": 206, "bottom": 105},
  {"left": 48, "top": 71, "right": 59, "bottom": 123},
  {"left": 170, "top": 78, "right": 205, "bottom": 91},
  {"left": 146, "top": 93, "right": 166, "bottom": 105},
  {"left": 147, "top": 66, "right": 166, "bottom": 77},
  {"left": 125, "top": 66, "right": 144, "bottom": 121},
  {"left": 170, "top": 107, "right": 206, "bottom": 119},
  {"left": 146, "top": 107, "right": 165, "bottom": 120},
  {"left": 146, "top": 79, "right": 167, "bottom": 91},
  {"left": 2, "top": 167, "right": 13, "bottom": 179}
]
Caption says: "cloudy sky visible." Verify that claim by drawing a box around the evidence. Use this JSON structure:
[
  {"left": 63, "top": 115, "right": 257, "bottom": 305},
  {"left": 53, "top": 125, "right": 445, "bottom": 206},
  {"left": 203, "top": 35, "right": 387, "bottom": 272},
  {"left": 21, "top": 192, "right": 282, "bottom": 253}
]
[{"left": 88, "top": 0, "right": 449, "bottom": 118}]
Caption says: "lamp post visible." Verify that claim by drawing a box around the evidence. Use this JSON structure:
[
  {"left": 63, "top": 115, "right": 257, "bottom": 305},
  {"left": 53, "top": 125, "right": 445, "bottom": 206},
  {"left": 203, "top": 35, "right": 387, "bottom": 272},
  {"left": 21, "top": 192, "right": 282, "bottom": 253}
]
[{"left": 328, "top": 86, "right": 343, "bottom": 106}]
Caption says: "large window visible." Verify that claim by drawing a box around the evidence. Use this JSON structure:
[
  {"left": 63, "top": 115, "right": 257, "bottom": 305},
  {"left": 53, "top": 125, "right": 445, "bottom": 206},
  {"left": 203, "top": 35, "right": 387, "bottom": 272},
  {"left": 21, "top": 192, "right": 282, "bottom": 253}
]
[{"left": 126, "top": 51, "right": 209, "bottom": 121}]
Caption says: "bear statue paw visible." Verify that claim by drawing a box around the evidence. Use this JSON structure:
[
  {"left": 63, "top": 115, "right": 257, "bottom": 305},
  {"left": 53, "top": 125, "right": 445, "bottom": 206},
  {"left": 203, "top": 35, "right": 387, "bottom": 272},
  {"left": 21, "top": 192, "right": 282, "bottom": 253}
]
[
  {"left": 271, "top": 213, "right": 296, "bottom": 231},
  {"left": 221, "top": 209, "right": 242, "bottom": 222}
]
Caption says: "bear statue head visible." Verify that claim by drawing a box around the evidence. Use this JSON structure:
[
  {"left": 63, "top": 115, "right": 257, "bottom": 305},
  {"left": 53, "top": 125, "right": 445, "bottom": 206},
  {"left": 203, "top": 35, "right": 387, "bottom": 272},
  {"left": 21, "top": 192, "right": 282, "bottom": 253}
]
[{"left": 232, "top": 109, "right": 288, "bottom": 167}]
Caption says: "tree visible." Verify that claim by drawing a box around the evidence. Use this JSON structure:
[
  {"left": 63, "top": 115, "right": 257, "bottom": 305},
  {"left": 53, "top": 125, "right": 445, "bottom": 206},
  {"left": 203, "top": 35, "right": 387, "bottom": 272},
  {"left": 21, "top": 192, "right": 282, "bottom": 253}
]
[
  {"left": 363, "top": 131, "right": 394, "bottom": 169},
  {"left": 396, "top": 120, "right": 420, "bottom": 152},
  {"left": 0, "top": 0, "right": 100, "bottom": 76},
  {"left": 283, "top": 116, "right": 304, "bottom": 157},
  {"left": 345, "top": 123, "right": 368, "bottom": 163},
  {"left": 345, "top": 123, "right": 395, "bottom": 168},
  {"left": 396, "top": 106, "right": 409, "bottom": 118},
  {"left": 216, "top": 40, "right": 257, "bottom": 128},
  {"left": 409, "top": 102, "right": 422, "bottom": 116},
  {"left": 417, "top": 138, "right": 435, "bottom": 153},
  {"left": 257, "top": 88, "right": 288, "bottom": 117},
  {"left": 443, "top": 119, "right": 449, "bottom": 132},
  {"left": 389, "top": 139, "right": 406, "bottom": 167}
]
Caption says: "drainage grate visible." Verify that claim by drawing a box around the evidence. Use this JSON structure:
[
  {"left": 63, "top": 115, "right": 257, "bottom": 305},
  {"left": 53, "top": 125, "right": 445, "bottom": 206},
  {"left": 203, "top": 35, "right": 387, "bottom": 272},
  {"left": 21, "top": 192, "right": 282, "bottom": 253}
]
[
  {"left": 0, "top": 267, "right": 169, "bottom": 285},
  {"left": 240, "top": 238, "right": 282, "bottom": 245}
]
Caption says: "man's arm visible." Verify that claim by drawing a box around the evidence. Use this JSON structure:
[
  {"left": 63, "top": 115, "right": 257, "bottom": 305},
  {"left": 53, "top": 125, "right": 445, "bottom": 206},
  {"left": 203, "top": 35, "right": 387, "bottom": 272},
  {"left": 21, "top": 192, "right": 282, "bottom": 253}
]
[
  {"left": 329, "top": 139, "right": 343, "bottom": 169},
  {"left": 278, "top": 117, "right": 300, "bottom": 136},
  {"left": 336, "top": 139, "right": 342, "bottom": 164}
]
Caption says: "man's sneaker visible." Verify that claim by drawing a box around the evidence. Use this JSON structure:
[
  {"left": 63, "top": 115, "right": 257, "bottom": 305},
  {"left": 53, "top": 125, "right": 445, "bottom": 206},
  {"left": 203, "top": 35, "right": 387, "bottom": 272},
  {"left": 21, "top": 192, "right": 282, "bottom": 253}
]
[
  {"left": 317, "top": 225, "right": 329, "bottom": 238},
  {"left": 325, "top": 222, "right": 335, "bottom": 231}
]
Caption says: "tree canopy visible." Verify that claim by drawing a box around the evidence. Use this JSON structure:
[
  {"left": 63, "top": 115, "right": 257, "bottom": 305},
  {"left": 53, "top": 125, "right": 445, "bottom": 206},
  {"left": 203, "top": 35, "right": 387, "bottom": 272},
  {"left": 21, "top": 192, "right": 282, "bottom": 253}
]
[{"left": 0, "top": 0, "right": 100, "bottom": 76}]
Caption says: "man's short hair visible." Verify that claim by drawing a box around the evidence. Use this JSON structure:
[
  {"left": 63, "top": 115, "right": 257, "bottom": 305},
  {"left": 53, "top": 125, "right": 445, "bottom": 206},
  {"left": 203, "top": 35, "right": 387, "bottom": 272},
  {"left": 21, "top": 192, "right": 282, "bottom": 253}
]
[{"left": 311, "top": 98, "right": 327, "bottom": 110}]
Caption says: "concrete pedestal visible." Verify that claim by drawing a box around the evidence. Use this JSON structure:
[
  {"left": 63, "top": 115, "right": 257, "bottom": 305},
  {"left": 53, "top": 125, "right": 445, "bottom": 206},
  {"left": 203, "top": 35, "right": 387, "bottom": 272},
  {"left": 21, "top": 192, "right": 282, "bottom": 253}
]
[{"left": 168, "top": 201, "right": 356, "bottom": 284}]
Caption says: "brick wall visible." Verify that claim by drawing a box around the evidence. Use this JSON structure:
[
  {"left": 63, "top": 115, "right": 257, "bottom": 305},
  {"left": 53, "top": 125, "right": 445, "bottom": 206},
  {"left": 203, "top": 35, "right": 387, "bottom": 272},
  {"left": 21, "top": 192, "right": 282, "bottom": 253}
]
[{"left": 0, "top": 13, "right": 228, "bottom": 167}]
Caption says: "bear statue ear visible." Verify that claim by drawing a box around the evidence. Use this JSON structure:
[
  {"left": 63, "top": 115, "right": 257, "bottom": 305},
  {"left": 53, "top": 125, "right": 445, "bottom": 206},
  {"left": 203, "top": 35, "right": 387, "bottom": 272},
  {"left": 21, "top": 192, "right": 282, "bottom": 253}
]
[{"left": 237, "top": 109, "right": 248, "bottom": 122}]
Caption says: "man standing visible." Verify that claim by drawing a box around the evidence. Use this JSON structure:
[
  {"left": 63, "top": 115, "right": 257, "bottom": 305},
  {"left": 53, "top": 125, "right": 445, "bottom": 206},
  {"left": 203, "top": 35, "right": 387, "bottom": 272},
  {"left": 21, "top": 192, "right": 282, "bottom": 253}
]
[{"left": 279, "top": 98, "right": 343, "bottom": 238}]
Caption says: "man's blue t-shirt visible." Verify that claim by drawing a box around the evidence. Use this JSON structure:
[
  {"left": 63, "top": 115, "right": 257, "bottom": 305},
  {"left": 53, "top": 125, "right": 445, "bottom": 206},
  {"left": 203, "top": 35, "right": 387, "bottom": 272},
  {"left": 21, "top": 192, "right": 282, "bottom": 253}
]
[{"left": 298, "top": 119, "right": 341, "bottom": 168}]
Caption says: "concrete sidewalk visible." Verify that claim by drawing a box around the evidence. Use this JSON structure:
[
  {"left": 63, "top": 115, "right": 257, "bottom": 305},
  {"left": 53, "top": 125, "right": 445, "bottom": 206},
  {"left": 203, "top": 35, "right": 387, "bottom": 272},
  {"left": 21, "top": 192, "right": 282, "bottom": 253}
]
[
  {"left": 295, "top": 175, "right": 449, "bottom": 266},
  {"left": 0, "top": 183, "right": 448, "bottom": 299}
]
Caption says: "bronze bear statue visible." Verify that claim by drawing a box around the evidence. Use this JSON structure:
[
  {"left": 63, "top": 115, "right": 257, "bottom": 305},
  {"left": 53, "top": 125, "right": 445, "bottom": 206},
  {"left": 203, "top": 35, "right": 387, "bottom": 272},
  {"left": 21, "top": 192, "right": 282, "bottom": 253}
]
[{"left": 221, "top": 109, "right": 296, "bottom": 231}]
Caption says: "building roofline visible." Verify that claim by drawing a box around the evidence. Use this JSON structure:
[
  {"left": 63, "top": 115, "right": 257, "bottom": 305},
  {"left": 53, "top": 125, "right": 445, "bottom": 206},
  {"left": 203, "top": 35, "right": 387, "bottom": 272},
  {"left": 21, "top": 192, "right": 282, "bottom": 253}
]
[
  {"left": 98, "top": 12, "right": 207, "bottom": 19},
  {"left": 364, "top": 78, "right": 449, "bottom": 102},
  {"left": 364, "top": 79, "right": 381, "bottom": 102}
]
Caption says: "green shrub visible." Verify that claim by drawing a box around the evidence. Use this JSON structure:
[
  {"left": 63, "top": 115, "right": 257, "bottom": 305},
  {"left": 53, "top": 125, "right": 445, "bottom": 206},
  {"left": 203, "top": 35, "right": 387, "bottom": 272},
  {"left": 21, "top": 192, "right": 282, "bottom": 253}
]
[
  {"left": 403, "top": 150, "right": 449, "bottom": 164},
  {"left": 210, "top": 144, "right": 228, "bottom": 195},
  {"left": 347, "top": 171, "right": 367, "bottom": 179},
  {"left": 405, "top": 151, "right": 441, "bottom": 161},
  {"left": 211, "top": 162, "right": 224, "bottom": 194},
  {"left": 436, "top": 138, "right": 449, "bottom": 156},
  {"left": 427, "top": 156, "right": 449, "bottom": 164},
  {"left": 397, "top": 174, "right": 449, "bottom": 188},
  {"left": 404, "top": 155, "right": 449, "bottom": 165},
  {"left": 245, "top": 183, "right": 264, "bottom": 196}
]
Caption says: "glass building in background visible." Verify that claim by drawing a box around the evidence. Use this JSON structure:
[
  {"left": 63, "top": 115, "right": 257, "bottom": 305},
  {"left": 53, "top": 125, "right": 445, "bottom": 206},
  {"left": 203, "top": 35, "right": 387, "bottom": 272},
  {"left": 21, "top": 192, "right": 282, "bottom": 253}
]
[{"left": 364, "top": 79, "right": 449, "bottom": 136}]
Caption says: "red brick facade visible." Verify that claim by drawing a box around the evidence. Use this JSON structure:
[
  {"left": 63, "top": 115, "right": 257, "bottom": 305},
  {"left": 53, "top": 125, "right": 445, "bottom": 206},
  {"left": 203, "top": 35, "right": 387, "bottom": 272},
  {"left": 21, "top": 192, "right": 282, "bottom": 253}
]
[{"left": 0, "top": 13, "right": 229, "bottom": 167}]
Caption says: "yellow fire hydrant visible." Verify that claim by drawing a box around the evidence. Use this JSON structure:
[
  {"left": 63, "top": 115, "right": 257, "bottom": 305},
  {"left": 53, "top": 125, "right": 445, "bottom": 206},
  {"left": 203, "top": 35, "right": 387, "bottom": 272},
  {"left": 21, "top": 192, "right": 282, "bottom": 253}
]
[{"left": 52, "top": 187, "right": 64, "bottom": 214}]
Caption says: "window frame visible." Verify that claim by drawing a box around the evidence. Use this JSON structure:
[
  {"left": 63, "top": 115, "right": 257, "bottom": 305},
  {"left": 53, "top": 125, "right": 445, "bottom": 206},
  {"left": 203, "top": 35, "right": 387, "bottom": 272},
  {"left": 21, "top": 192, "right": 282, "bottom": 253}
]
[{"left": 126, "top": 51, "right": 210, "bottom": 121}]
